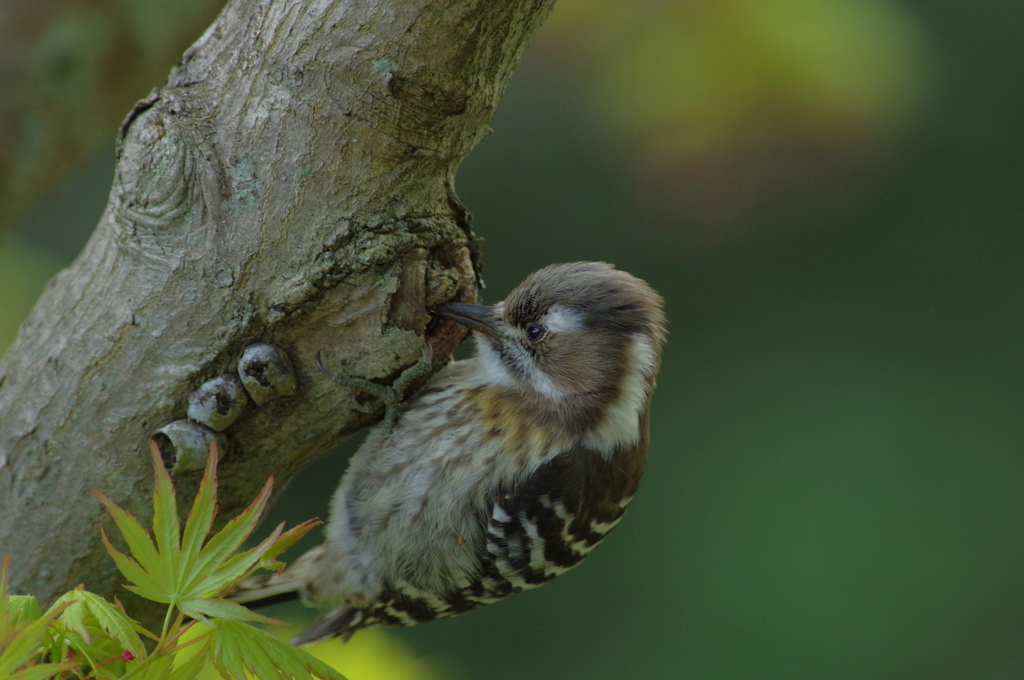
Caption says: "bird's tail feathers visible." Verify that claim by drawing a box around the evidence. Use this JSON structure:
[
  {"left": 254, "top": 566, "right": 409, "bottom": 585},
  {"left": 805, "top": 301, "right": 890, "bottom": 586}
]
[
  {"left": 289, "top": 607, "right": 369, "bottom": 645},
  {"left": 228, "top": 546, "right": 371, "bottom": 644}
]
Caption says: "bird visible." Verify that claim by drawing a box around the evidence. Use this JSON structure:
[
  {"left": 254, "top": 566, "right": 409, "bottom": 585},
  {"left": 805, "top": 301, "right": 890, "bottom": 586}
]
[{"left": 231, "top": 261, "right": 666, "bottom": 644}]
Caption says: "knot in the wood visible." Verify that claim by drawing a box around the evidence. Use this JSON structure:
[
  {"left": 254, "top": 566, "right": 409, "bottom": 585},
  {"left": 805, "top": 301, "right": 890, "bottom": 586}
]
[{"left": 113, "top": 99, "right": 198, "bottom": 246}]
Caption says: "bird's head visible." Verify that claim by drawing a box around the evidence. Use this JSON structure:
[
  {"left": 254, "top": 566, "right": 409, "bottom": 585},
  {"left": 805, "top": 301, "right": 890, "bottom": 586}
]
[{"left": 432, "top": 262, "right": 666, "bottom": 445}]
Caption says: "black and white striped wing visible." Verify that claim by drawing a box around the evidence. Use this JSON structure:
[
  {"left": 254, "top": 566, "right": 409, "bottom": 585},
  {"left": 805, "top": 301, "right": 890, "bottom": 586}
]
[{"left": 465, "top": 440, "right": 648, "bottom": 602}]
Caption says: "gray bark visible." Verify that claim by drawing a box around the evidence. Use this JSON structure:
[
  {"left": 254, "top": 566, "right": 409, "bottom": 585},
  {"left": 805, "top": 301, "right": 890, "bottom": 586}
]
[{"left": 0, "top": 0, "right": 554, "bottom": 609}]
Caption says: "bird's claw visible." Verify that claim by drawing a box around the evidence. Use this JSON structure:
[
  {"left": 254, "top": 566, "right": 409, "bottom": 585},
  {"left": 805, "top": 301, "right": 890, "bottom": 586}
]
[{"left": 316, "top": 343, "right": 434, "bottom": 429}]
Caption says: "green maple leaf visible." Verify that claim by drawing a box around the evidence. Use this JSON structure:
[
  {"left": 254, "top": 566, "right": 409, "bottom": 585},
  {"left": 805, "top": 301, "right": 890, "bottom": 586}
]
[
  {"left": 213, "top": 620, "right": 345, "bottom": 680},
  {"left": 94, "top": 443, "right": 316, "bottom": 612}
]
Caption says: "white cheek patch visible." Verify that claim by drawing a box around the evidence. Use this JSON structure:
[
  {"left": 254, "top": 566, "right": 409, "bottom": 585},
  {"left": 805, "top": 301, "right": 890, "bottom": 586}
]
[
  {"left": 583, "top": 334, "right": 658, "bottom": 457},
  {"left": 473, "top": 335, "right": 515, "bottom": 388},
  {"left": 471, "top": 303, "right": 581, "bottom": 400},
  {"left": 496, "top": 303, "right": 583, "bottom": 400},
  {"left": 472, "top": 327, "right": 567, "bottom": 400},
  {"left": 541, "top": 304, "right": 586, "bottom": 334},
  {"left": 514, "top": 349, "right": 565, "bottom": 400}
]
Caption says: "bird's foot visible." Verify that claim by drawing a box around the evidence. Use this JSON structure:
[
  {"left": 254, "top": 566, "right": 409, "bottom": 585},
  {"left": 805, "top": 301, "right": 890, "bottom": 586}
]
[{"left": 315, "top": 343, "right": 433, "bottom": 429}]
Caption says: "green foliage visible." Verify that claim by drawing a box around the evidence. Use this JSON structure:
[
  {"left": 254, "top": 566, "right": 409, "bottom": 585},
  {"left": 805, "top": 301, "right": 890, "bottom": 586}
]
[
  {"left": 212, "top": 622, "right": 345, "bottom": 680},
  {"left": 0, "top": 443, "right": 332, "bottom": 680}
]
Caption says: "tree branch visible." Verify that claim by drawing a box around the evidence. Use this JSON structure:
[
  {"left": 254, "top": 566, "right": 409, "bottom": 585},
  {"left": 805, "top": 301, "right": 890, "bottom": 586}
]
[{"left": 0, "top": 0, "right": 554, "bottom": 609}]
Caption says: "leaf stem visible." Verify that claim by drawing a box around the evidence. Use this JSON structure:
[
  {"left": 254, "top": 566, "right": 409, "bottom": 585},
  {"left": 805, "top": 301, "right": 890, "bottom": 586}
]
[
  {"left": 162, "top": 625, "right": 211, "bottom": 655},
  {"left": 159, "top": 603, "right": 175, "bottom": 641}
]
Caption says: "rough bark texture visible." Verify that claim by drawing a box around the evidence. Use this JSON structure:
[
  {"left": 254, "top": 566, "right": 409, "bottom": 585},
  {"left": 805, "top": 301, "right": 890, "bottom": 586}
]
[
  {"left": 0, "top": 0, "right": 555, "bottom": 609},
  {"left": 0, "top": 0, "right": 228, "bottom": 229}
]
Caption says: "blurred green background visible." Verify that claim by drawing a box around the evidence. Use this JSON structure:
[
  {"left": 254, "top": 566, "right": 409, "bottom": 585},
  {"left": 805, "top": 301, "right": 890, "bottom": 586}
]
[{"left": 3, "top": 1, "right": 1024, "bottom": 678}]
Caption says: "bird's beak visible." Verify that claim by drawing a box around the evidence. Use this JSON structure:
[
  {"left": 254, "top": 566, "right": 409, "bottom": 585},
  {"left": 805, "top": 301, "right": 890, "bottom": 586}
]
[{"left": 431, "top": 303, "right": 502, "bottom": 340}]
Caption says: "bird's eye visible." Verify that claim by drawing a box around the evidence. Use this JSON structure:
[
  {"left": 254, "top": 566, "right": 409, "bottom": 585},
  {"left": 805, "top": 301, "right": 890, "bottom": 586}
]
[{"left": 525, "top": 323, "right": 548, "bottom": 343}]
